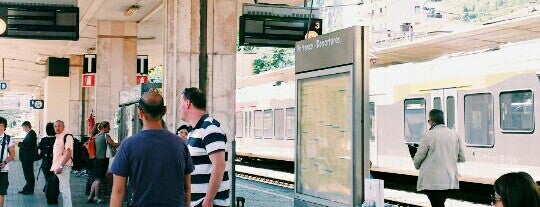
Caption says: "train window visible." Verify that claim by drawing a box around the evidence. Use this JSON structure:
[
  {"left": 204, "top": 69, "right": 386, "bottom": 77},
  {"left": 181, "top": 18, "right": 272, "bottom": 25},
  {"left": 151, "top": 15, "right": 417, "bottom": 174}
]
[
  {"left": 235, "top": 112, "right": 243, "bottom": 138},
  {"left": 254, "top": 110, "right": 263, "bottom": 138},
  {"left": 263, "top": 109, "right": 273, "bottom": 139},
  {"left": 248, "top": 111, "right": 253, "bottom": 138},
  {"left": 447, "top": 96, "right": 455, "bottom": 129},
  {"left": 500, "top": 90, "right": 534, "bottom": 132},
  {"left": 433, "top": 97, "right": 442, "bottom": 110},
  {"left": 464, "top": 93, "right": 494, "bottom": 147},
  {"left": 286, "top": 107, "right": 296, "bottom": 140},
  {"left": 369, "top": 102, "right": 375, "bottom": 141},
  {"left": 404, "top": 98, "right": 426, "bottom": 143},
  {"left": 244, "top": 111, "right": 249, "bottom": 138},
  {"left": 274, "top": 108, "right": 285, "bottom": 140}
]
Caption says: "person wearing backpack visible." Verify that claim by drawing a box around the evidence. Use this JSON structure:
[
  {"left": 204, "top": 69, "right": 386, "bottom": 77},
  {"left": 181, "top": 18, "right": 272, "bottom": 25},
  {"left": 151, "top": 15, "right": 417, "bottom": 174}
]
[
  {"left": 51, "top": 120, "right": 74, "bottom": 207},
  {"left": 89, "top": 121, "right": 118, "bottom": 203},
  {"left": 39, "top": 122, "right": 59, "bottom": 204},
  {"left": 85, "top": 123, "right": 99, "bottom": 197},
  {"left": 15, "top": 121, "right": 38, "bottom": 195},
  {"left": 0, "top": 117, "right": 15, "bottom": 207}
]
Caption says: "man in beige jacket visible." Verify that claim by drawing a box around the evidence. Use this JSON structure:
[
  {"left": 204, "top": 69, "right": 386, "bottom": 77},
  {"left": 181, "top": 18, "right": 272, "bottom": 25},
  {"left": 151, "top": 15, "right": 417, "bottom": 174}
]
[{"left": 413, "top": 109, "right": 466, "bottom": 207}]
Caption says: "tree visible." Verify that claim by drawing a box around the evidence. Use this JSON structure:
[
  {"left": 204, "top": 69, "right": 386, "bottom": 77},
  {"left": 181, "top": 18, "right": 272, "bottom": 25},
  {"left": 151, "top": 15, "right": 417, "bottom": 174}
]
[{"left": 252, "top": 48, "right": 295, "bottom": 74}]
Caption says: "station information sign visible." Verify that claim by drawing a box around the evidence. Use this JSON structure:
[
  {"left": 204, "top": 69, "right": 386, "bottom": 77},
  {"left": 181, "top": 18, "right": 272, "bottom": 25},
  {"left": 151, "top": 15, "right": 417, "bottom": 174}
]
[
  {"left": 0, "top": 80, "right": 9, "bottom": 91},
  {"left": 295, "top": 26, "right": 369, "bottom": 207},
  {"left": 30, "top": 99, "right": 44, "bottom": 109},
  {"left": 83, "top": 54, "right": 97, "bottom": 74}
]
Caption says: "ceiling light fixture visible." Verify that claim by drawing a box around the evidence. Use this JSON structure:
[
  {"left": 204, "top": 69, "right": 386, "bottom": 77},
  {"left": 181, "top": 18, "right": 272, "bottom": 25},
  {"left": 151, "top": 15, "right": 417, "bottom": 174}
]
[
  {"left": 0, "top": 18, "right": 7, "bottom": 35},
  {"left": 124, "top": 5, "right": 140, "bottom": 16}
]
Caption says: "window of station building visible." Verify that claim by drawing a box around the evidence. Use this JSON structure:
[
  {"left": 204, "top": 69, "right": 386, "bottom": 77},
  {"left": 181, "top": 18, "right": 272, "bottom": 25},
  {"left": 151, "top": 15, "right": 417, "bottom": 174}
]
[
  {"left": 254, "top": 110, "right": 263, "bottom": 138},
  {"left": 404, "top": 98, "right": 426, "bottom": 143},
  {"left": 274, "top": 108, "right": 285, "bottom": 140},
  {"left": 464, "top": 93, "right": 494, "bottom": 147},
  {"left": 285, "top": 107, "right": 296, "bottom": 140},
  {"left": 433, "top": 97, "right": 442, "bottom": 110},
  {"left": 500, "top": 90, "right": 534, "bottom": 132},
  {"left": 235, "top": 112, "right": 243, "bottom": 138},
  {"left": 446, "top": 96, "right": 456, "bottom": 129},
  {"left": 263, "top": 109, "right": 273, "bottom": 139}
]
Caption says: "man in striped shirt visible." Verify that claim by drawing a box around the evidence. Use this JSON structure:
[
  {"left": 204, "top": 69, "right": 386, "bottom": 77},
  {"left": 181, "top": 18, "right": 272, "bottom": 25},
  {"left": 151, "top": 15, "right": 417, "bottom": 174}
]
[{"left": 179, "top": 87, "right": 229, "bottom": 207}]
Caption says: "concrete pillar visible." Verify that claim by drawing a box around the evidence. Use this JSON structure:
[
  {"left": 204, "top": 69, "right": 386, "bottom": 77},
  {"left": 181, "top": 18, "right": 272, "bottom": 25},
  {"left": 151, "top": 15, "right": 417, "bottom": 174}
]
[
  {"left": 205, "top": 0, "right": 237, "bottom": 138},
  {"left": 95, "top": 21, "right": 137, "bottom": 123},
  {"left": 163, "top": 0, "right": 199, "bottom": 130},
  {"left": 163, "top": 0, "right": 236, "bottom": 137},
  {"left": 43, "top": 77, "right": 70, "bottom": 132},
  {"left": 68, "top": 55, "right": 84, "bottom": 136}
]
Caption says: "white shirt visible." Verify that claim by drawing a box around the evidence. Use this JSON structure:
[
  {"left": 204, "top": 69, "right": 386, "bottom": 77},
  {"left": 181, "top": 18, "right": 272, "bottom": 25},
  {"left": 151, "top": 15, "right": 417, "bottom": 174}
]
[{"left": 0, "top": 133, "right": 15, "bottom": 172}]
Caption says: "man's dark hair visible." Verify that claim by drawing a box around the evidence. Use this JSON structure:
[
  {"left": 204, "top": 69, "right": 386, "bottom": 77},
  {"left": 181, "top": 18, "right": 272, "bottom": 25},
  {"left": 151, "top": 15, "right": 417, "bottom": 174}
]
[
  {"left": 22, "top": 121, "right": 31, "bottom": 128},
  {"left": 429, "top": 109, "right": 445, "bottom": 125},
  {"left": 138, "top": 89, "right": 166, "bottom": 121},
  {"left": 0, "top": 117, "right": 7, "bottom": 128},
  {"left": 45, "top": 122, "right": 55, "bottom": 136},
  {"left": 176, "top": 125, "right": 190, "bottom": 134},
  {"left": 182, "top": 87, "right": 206, "bottom": 110}
]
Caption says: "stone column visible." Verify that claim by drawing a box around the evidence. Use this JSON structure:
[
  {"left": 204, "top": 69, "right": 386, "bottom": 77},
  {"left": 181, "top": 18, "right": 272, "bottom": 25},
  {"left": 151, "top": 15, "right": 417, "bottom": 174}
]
[
  {"left": 162, "top": 0, "right": 236, "bottom": 136},
  {"left": 205, "top": 0, "right": 237, "bottom": 138},
  {"left": 95, "top": 21, "right": 137, "bottom": 123},
  {"left": 163, "top": 0, "right": 200, "bottom": 130},
  {"left": 43, "top": 77, "right": 70, "bottom": 132},
  {"left": 69, "top": 55, "right": 84, "bottom": 136}
]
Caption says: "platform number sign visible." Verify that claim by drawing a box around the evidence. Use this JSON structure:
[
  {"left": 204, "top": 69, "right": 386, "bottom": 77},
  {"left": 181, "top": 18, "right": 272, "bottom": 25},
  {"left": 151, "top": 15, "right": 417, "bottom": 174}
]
[
  {"left": 30, "top": 100, "right": 44, "bottom": 109},
  {"left": 137, "top": 55, "right": 149, "bottom": 75},
  {"left": 83, "top": 54, "right": 97, "bottom": 74}
]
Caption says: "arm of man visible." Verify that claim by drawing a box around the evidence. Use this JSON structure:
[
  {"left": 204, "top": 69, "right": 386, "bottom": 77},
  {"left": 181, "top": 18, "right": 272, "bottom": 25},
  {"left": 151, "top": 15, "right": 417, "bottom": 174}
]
[
  {"left": 110, "top": 175, "right": 127, "bottom": 207},
  {"left": 457, "top": 135, "right": 466, "bottom": 163},
  {"left": 203, "top": 151, "right": 226, "bottom": 207},
  {"left": 413, "top": 135, "right": 430, "bottom": 170},
  {"left": 184, "top": 174, "right": 191, "bottom": 207},
  {"left": 7, "top": 145, "right": 15, "bottom": 162}
]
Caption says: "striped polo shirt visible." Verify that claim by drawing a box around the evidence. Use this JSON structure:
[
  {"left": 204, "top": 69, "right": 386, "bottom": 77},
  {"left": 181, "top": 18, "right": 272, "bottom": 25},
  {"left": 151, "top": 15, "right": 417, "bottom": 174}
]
[{"left": 188, "top": 114, "right": 230, "bottom": 207}]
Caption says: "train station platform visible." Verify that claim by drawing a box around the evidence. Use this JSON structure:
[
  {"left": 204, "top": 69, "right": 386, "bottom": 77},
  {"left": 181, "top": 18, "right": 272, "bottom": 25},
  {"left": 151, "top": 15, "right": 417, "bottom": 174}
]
[
  {"left": 5, "top": 161, "right": 100, "bottom": 206},
  {"left": 4, "top": 161, "right": 293, "bottom": 207}
]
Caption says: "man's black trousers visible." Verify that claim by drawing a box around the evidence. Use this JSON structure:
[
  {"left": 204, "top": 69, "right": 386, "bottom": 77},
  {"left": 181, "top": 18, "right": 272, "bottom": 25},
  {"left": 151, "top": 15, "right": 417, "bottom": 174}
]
[
  {"left": 22, "top": 161, "right": 35, "bottom": 192},
  {"left": 424, "top": 190, "right": 449, "bottom": 207}
]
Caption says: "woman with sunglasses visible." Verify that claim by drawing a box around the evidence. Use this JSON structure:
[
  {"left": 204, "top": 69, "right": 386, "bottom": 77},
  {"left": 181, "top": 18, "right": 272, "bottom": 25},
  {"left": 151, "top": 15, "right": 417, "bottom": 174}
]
[{"left": 492, "top": 172, "right": 540, "bottom": 207}]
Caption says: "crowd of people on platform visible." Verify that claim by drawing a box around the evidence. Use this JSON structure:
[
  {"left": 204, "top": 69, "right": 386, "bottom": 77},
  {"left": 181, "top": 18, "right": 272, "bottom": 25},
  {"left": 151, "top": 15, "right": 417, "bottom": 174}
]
[{"left": 0, "top": 88, "right": 538, "bottom": 207}]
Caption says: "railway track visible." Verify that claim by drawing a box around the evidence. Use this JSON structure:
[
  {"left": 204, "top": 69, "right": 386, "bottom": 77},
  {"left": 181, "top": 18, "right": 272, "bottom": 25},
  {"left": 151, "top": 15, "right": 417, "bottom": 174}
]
[{"left": 235, "top": 171, "right": 294, "bottom": 189}]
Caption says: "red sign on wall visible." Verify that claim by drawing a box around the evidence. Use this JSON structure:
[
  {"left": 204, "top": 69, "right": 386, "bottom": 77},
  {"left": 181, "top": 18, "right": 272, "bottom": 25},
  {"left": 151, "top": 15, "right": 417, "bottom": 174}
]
[
  {"left": 82, "top": 74, "right": 96, "bottom": 87},
  {"left": 136, "top": 75, "right": 148, "bottom": 84}
]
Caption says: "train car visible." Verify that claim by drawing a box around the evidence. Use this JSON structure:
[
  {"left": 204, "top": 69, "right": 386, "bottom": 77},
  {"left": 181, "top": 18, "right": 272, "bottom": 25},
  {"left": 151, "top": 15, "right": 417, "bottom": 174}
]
[{"left": 235, "top": 39, "right": 540, "bottom": 183}]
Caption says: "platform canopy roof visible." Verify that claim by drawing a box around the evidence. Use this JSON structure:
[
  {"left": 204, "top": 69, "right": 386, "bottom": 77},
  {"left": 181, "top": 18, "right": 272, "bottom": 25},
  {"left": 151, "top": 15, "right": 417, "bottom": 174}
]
[{"left": 373, "top": 14, "right": 540, "bottom": 67}]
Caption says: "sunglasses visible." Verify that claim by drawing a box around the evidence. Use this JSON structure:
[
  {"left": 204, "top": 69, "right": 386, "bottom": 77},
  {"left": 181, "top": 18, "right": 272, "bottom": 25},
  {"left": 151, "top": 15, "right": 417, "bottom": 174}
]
[{"left": 490, "top": 194, "right": 501, "bottom": 205}]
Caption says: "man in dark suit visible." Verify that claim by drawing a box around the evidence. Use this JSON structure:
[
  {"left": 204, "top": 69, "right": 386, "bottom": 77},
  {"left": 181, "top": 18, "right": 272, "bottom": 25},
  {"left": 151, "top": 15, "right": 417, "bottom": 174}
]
[{"left": 16, "top": 121, "right": 37, "bottom": 195}]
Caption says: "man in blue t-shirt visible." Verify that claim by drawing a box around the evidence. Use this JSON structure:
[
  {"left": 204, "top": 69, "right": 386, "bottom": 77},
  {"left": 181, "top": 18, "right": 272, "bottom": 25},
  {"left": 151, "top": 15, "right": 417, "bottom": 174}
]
[{"left": 110, "top": 90, "right": 194, "bottom": 207}]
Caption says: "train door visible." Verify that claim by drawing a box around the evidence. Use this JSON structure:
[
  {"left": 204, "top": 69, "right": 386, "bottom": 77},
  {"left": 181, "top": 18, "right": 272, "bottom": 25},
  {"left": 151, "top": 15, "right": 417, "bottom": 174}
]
[{"left": 431, "top": 88, "right": 458, "bottom": 130}]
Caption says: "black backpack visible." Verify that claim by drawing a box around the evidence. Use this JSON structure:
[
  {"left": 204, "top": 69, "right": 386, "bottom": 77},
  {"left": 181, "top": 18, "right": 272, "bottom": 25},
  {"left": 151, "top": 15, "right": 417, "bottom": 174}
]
[{"left": 63, "top": 134, "right": 90, "bottom": 171}]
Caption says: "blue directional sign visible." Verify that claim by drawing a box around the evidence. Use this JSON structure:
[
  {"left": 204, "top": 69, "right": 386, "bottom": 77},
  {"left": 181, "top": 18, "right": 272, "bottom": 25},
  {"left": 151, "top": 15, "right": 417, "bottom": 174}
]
[
  {"left": 30, "top": 100, "right": 44, "bottom": 109},
  {"left": 0, "top": 80, "right": 8, "bottom": 91}
]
